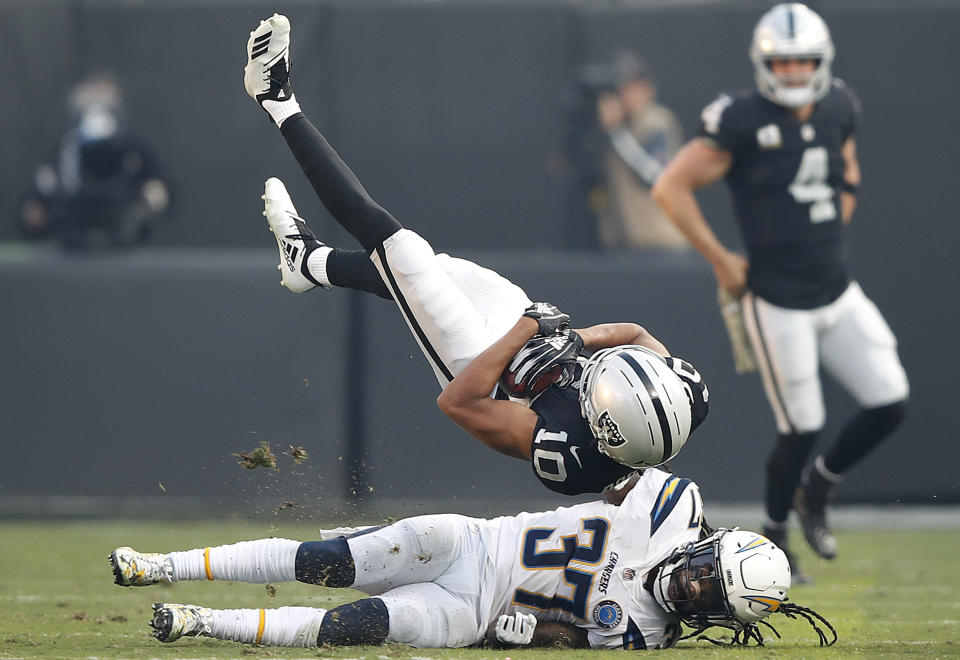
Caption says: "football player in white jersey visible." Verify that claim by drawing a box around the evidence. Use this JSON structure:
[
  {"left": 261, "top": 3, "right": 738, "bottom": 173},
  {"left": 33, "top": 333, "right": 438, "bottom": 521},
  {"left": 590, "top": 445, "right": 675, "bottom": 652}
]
[
  {"left": 110, "top": 468, "right": 835, "bottom": 650},
  {"left": 240, "top": 14, "right": 709, "bottom": 498},
  {"left": 652, "top": 3, "right": 909, "bottom": 574}
]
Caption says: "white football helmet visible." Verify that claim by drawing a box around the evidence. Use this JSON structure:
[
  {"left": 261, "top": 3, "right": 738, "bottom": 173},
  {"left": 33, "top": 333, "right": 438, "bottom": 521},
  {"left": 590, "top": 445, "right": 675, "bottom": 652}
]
[
  {"left": 653, "top": 528, "right": 791, "bottom": 631},
  {"left": 578, "top": 345, "right": 691, "bottom": 468},
  {"left": 750, "top": 3, "right": 835, "bottom": 108}
]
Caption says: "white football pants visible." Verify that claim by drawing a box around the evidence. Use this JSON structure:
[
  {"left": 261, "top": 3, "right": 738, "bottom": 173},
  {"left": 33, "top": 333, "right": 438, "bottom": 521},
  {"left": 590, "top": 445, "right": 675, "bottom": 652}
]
[
  {"left": 370, "top": 228, "right": 533, "bottom": 388},
  {"left": 347, "top": 514, "right": 493, "bottom": 647},
  {"left": 743, "top": 282, "right": 909, "bottom": 434}
]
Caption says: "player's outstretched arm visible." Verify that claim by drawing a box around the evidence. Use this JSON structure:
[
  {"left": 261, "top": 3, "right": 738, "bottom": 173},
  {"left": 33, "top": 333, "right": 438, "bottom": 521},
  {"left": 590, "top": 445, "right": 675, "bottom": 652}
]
[
  {"left": 436, "top": 317, "right": 540, "bottom": 460},
  {"left": 575, "top": 322, "right": 669, "bottom": 357},
  {"left": 652, "top": 139, "right": 748, "bottom": 296}
]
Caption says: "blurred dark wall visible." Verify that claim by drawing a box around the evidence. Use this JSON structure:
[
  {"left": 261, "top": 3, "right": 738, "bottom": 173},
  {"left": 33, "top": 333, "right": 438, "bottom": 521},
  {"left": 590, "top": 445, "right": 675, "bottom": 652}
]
[
  {"left": 0, "top": 249, "right": 954, "bottom": 506},
  {"left": 2, "top": 1, "right": 957, "bottom": 508},
  {"left": 6, "top": 1, "right": 958, "bottom": 252}
]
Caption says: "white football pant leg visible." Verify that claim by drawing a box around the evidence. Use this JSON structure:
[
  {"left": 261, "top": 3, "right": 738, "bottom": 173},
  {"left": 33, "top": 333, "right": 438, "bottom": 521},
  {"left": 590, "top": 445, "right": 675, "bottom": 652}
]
[
  {"left": 819, "top": 282, "right": 909, "bottom": 407},
  {"left": 379, "top": 582, "right": 482, "bottom": 648},
  {"left": 370, "top": 229, "right": 531, "bottom": 387},
  {"left": 346, "top": 514, "right": 481, "bottom": 595},
  {"left": 743, "top": 292, "right": 825, "bottom": 434}
]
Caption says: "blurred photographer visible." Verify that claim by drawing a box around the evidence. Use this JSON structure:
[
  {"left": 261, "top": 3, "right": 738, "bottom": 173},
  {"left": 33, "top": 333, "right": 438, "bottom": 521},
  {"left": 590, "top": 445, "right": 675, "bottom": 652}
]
[
  {"left": 574, "top": 52, "right": 687, "bottom": 250},
  {"left": 18, "top": 73, "right": 172, "bottom": 249}
]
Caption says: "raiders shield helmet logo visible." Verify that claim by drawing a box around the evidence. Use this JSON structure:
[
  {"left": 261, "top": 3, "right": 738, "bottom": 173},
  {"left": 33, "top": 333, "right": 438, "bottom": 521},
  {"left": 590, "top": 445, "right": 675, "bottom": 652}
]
[{"left": 597, "top": 410, "right": 626, "bottom": 447}]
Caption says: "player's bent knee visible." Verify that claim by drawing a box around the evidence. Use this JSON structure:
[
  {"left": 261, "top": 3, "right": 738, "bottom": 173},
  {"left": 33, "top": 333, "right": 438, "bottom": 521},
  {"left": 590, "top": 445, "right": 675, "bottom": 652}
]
[
  {"left": 295, "top": 537, "right": 355, "bottom": 587},
  {"left": 381, "top": 229, "right": 437, "bottom": 276},
  {"left": 316, "top": 598, "right": 389, "bottom": 646},
  {"left": 380, "top": 587, "right": 478, "bottom": 648}
]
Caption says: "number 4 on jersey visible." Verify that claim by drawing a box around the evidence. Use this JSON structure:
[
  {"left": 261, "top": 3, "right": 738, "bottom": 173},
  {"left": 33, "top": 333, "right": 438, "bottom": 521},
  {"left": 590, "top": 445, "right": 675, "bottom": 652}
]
[{"left": 788, "top": 146, "right": 836, "bottom": 223}]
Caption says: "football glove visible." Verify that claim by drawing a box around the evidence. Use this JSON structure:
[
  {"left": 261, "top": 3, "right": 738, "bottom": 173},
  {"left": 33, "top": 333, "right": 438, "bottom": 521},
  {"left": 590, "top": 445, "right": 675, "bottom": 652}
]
[
  {"left": 522, "top": 302, "right": 570, "bottom": 337},
  {"left": 665, "top": 356, "right": 709, "bottom": 432},
  {"left": 505, "top": 330, "right": 583, "bottom": 396},
  {"left": 495, "top": 612, "right": 537, "bottom": 646}
]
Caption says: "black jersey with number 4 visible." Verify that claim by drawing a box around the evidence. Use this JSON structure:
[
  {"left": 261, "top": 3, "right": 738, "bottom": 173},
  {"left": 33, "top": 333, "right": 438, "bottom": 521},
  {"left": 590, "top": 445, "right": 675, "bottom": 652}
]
[
  {"left": 529, "top": 378, "right": 636, "bottom": 496},
  {"left": 699, "top": 81, "right": 860, "bottom": 309}
]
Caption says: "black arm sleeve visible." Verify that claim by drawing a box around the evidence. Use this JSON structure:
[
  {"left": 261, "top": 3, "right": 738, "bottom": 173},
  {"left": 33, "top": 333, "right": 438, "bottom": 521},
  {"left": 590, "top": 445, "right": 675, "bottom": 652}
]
[{"left": 280, "top": 113, "right": 402, "bottom": 253}]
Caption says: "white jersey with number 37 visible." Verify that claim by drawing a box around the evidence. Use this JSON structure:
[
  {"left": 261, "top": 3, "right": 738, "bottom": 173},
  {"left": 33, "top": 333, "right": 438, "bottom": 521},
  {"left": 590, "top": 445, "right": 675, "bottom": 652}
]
[{"left": 481, "top": 468, "right": 703, "bottom": 649}]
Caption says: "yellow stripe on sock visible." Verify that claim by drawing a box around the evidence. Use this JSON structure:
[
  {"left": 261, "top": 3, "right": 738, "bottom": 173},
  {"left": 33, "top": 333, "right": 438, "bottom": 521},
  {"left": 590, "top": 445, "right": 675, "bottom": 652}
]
[
  {"left": 203, "top": 547, "right": 214, "bottom": 581},
  {"left": 255, "top": 609, "right": 266, "bottom": 645}
]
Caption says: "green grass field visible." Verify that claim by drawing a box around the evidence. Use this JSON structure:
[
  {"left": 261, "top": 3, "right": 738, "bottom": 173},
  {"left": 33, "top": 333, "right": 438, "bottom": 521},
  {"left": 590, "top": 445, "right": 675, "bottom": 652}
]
[{"left": 1, "top": 519, "right": 957, "bottom": 659}]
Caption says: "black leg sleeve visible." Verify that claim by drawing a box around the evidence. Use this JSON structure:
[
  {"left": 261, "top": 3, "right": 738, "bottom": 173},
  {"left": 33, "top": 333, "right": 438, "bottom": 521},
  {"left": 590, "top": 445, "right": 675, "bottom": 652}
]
[
  {"left": 280, "top": 113, "right": 402, "bottom": 253},
  {"left": 316, "top": 598, "right": 390, "bottom": 647},
  {"left": 823, "top": 400, "right": 908, "bottom": 475},
  {"left": 764, "top": 431, "right": 818, "bottom": 523},
  {"left": 328, "top": 248, "right": 392, "bottom": 300},
  {"left": 294, "top": 537, "right": 356, "bottom": 587}
]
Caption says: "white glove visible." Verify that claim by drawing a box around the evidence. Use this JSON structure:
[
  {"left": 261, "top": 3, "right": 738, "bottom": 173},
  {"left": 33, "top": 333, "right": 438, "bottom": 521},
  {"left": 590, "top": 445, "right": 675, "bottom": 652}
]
[{"left": 495, "top": 612, "right": 537, "bottom": 646}]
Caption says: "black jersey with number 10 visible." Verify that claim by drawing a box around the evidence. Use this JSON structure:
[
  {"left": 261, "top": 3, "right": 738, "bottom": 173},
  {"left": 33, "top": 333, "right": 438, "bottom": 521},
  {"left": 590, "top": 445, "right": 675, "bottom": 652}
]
[{"left": 699, "top": 81, "right": 860, "bottom": 309}]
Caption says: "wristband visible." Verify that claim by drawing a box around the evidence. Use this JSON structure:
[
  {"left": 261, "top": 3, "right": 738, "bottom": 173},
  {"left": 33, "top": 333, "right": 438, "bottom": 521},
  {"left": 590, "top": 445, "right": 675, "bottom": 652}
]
[{"left": 839, "top": 180, "right": 858, "bottom": 195}]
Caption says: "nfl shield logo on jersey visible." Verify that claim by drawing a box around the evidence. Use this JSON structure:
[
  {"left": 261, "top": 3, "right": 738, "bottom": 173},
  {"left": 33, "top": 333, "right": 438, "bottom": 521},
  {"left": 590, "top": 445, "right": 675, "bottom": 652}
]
[
  {"left": 593, "top": 600, "right": 623, "bottom": 629},
  {"left": 597, "top": 410, "right": 626, "bottom": 447}
]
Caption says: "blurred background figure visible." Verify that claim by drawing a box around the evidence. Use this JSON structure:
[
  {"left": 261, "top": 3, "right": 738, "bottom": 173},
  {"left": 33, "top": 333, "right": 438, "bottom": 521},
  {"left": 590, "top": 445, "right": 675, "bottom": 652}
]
[
  {"left": 569, "top": 51, "right": 688, "bottom": 251},
  {"left": 652, "top": 3, "right": 909, "bottom": 579},
  {"left": 17, "top": 73, "right": 172, "bottom": 250}
]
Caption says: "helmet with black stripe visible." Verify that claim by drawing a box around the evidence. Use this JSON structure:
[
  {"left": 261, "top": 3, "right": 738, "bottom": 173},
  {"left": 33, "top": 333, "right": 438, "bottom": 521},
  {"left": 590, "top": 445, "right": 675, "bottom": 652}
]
[
  {"left": 750, "top": 3, "right": 834, "bottom": 108},
  {"left": 579, "top": 345, "right": 692, "bottom": 468}
]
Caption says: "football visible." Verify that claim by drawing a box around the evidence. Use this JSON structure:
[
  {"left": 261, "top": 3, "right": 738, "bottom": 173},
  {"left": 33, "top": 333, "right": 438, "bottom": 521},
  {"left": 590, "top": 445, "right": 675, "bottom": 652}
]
[{"left": 500, "top": 363, "right": 564, "bottom": 398}]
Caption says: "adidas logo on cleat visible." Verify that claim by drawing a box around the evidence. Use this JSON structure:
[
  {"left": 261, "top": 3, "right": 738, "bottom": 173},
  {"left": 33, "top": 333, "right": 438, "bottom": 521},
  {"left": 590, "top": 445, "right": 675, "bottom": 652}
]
[
  {"left": 283, "top": 240, "right": 299, "bottom": 271},
  {"left": 250, "top": 32, "right": 271, "bottom": 59}
]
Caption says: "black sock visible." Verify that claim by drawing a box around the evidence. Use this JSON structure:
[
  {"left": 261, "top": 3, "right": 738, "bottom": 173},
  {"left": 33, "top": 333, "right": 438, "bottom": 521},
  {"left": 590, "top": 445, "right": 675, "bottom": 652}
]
[
  {"left": 328, "top": 249, "right": 392, "bottom": 300},
  {"left": 765, "top": 431, "right": 818, "bottom": 523},
  {"left": 316, "top": 598, "right": 389, "bottom": 646},
  {"left": 823, "top": 400, "right": 908, "bottom": 475},
  {"left": 280, "top": 114, "right": 401, "bottom": 252},
  {"left": 294, "top": 537, "right": 355, "bottom": 587}
]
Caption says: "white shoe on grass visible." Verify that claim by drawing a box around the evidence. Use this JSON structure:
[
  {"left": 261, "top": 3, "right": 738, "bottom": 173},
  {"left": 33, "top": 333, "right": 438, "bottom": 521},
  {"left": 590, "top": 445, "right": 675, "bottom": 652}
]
[
  {"left": 109, "top": 546, "right": 172, "bottom": 587},
  {"left": 150, "top": 602, "right": 213, "bottom": 643}
]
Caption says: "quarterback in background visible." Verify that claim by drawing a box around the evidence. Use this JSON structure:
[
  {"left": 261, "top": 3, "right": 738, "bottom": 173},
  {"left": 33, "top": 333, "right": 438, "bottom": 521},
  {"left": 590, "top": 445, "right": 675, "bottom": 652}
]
[
  {"left": 110, "top": 467, "right": 835, "bottom": 650},
  {"left": 653, "top": 3, "right": 909, "bottom": 575},
  {"left": 240, "top": 14, "right": 709, "bottom": 499}
]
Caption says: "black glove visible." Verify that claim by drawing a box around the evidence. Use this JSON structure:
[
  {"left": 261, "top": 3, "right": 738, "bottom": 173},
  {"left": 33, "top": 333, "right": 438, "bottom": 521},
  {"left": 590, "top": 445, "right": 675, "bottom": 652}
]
[
  {"left": 504, "top": 330, "right": 583, "bottom": 396},
  {"left": 522, "top": 302, "right": 570, "bottom": 337},
  {"left": 665, "top": 356, "right": 709, "bottom": 432}
]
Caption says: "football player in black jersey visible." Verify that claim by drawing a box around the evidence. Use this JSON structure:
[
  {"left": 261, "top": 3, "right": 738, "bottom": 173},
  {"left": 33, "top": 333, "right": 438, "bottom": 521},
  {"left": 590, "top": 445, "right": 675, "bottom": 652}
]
[
  {"left": 242, "top": 15, "right": 709, "bottom": 500},
  {"left": 653, "top": 3, "right": 908, "bottom": 573}
]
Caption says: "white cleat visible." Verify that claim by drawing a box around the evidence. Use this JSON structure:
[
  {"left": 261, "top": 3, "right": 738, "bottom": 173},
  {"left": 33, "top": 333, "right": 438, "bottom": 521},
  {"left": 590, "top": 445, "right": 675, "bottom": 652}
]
[
  {"left": 110, "top": 546, "right": 173, "bottom": 587},
  {"left": 150, "top": 602, "right": 213, "bottom": 643},
  {"left": 263, "top": 177, "right": 327, "bottom": 293},
  {"left": 244, "top": 14, "right": 295, "bottom": 117}
]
